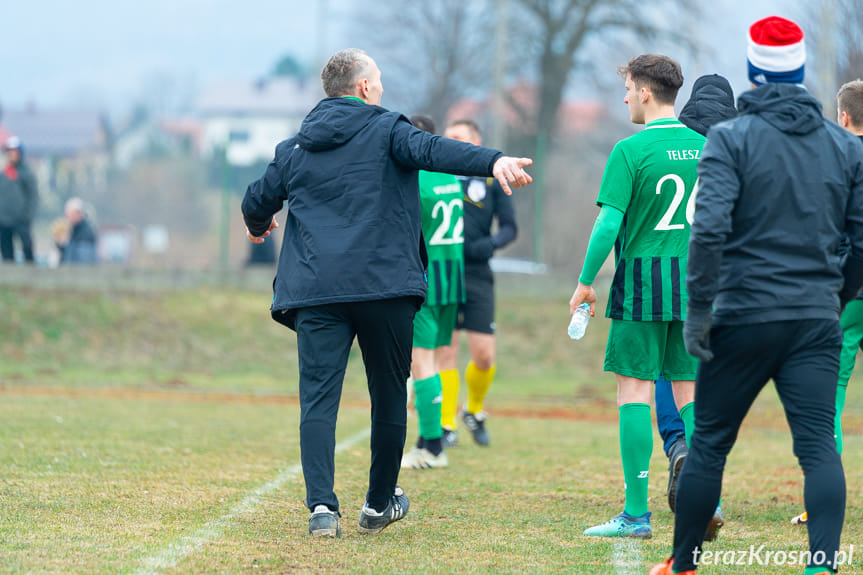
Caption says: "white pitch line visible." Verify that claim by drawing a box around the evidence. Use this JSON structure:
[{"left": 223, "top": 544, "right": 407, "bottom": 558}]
[
  {"left": 131, "top": 427, "right": 371, "bottom": 575},
  {"left": 612, "top": 538, "right": 644, "bottom": 575}
]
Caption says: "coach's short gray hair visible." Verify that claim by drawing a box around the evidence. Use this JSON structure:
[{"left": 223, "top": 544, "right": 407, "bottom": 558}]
[{"left": 321, "top": 48, "right": 370, "bottom": 98}]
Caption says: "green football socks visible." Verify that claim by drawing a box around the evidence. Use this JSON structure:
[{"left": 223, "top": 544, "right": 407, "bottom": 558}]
[
  {"left": 414, "top": 374, "right": 443, "bottom": 440},
  {"left": 679, "top": 401, "right": 695, "bottom": 446},
  {"left": 620, "top": 403, "right": 653, "bottom": 517}
]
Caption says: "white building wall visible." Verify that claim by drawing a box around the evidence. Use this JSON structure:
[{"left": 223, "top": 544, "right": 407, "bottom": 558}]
[{"left": 202, "top": 116, "right": 300, "bottom": 166}]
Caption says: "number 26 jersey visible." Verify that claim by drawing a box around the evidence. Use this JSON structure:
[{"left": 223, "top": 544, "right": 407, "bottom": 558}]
[{"left": 596, "top": 118, "right": 705, "bottom": 321}]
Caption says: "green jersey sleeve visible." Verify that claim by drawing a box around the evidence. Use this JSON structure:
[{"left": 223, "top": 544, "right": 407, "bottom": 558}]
[{"left": 596, "top": 142, "right": 634, "bottom": 213}]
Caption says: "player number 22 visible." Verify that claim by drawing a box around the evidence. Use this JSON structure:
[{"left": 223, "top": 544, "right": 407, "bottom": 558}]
[
  {"left": 430, "top": 198, "right": 464, "bottom": 245},
  {"left": 654, "top": 174, "right": 699, "bottom": 231}
]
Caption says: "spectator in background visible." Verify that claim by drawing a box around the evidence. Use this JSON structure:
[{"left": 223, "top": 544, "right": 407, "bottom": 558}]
[
  {"left": 53, "top": 197, "right": 98, "bottom": 265},
  {"left": 0, "top": 136, "right": 38, "bottom": 263}
]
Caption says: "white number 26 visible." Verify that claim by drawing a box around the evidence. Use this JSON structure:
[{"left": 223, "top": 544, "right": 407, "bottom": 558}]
[{"left": 654, "top": 174, "right": 699, "bottom": 231}]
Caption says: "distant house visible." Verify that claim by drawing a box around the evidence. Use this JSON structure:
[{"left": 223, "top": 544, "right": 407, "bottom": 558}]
[
  {"left": 3, "top": 106, "right": 109, "bottom": 157},
  {"left": 0, "top": 104, "right": 111, "bottom": 213},
  {"left": 447, "top": 80, "right": 606, "bottom": 137},
  {"left": 196, "top": 77, "right": 322, "bottom": 167}
]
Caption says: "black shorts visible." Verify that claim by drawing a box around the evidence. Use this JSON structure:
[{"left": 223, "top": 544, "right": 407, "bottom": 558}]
[{"left": 456, "top": 265, "right": 495, "bottom": 334}]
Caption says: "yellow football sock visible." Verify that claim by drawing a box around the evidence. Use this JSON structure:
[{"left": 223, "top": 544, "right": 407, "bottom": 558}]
[
  {"left": 440, "top": 369, "right": 460, "bottom": 430},
  {"left": 465, "top": 362, "right": 495, "bottom": 414}
]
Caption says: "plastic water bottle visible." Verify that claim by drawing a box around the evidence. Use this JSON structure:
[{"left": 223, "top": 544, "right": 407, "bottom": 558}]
[{"left": 568, "top": 303, "right": 591, "bottom": 340}]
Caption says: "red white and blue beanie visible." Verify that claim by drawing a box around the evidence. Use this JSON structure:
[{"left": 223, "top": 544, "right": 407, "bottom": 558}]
[{"left": 747, "top": 16, "right": 805, "bottom": 86}]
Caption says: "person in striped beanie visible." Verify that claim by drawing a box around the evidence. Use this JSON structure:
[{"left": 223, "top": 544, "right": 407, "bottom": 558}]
[
  {"left": 747, "top": 15, "right": 805, "bottom": 86},
  {"left": 652, "top": 15, "right": 863, "bottom": 575}
]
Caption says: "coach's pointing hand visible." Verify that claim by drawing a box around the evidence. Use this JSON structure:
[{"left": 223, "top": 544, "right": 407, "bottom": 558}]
[
  {"left": 492, "top": 156, "right": 533, "bottom": 195},
  {"left": 683, "top": 305, "right": 714, "bottom": 362}
]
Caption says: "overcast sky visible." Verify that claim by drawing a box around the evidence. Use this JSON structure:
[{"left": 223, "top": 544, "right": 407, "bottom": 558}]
[
  {"left": 0, "top": 0, "right": 354, "bottom": 113},
  {"left": 0, "top": 0, "right": 799, "bottom": 118}
]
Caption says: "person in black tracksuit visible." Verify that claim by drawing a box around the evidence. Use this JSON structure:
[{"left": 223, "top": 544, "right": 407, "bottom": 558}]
[
  {"left": 656, "top": 74, "right": 737, "bottom": 519},
  {"left": 438, "top": 119, "right": 518, "bottom": 447},
  {"left": 241, "top": 48, "right": 532, "bottom": 538},
  {"left": 654, "top": 17, "right": 863, "bottom": 575}
]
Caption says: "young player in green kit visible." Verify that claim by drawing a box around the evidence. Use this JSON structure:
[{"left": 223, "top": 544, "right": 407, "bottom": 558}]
[
  {"left": 569, "top": 54, "right": 704, "bottom": 538},
  {"left": 790, "top": 79, "right": 863, "bottom": 527},
  {"left": 401, "top": 115, "right": 466, "bottom": 470}
]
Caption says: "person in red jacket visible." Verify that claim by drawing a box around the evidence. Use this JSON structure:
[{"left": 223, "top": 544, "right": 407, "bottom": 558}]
[{"left": 0, "top": 136, "right": 38, "bottom": 263}]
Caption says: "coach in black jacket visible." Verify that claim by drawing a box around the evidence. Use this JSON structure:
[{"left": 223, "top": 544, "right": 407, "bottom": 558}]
[
  {"left": 242, "top": 48, "right": 532, "bottom": 538},
  {"left": 655, "top": 16, "right": 863, "bottom": 575}
]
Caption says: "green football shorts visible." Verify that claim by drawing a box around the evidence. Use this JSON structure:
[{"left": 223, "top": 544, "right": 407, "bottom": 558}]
[
  {"left": 604, "top": 319, "right": 698, "bottom": 381},
  {"left": 413, "top": 303, "right": 459, "bottom": 349}
]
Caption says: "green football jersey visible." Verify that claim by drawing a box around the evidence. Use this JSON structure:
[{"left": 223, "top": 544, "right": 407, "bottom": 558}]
[
  {"left": 596, "top": 118, "right": 706, "bottom": 322},
  {"left": 419, "top": 170, "right": 466, "bottom": 306}
]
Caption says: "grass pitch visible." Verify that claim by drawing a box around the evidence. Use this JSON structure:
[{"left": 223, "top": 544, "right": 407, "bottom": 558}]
[{"left": 1, "top": 274, "right": 861, "bottom": 574}]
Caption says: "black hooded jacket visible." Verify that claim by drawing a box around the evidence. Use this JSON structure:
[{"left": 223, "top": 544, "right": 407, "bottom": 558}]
[
  {"left": 678, "top": 74, "right": 737, "bottom": 136},
  {"left": 687, "top": 83, "right": 863, "bottom": 325},
  {"left": 242, "top": 97, "right": 502, "bottom": 329}
]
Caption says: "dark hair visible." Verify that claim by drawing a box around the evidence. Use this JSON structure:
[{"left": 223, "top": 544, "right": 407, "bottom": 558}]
[
  {"left": 618, "top": 54, "right": 684, "bottom": 105},
  {"left": 447, "top": 118, "right": 482, "bottom": 139},
  {"left": 321, "top": 48, "right": 370, "bottom": 98},
  {"left": 410, "top": 114, "right": 436, "bottom": 135},
  {"left": 838, "top": 79, "right": 863, "bottom": 128}
]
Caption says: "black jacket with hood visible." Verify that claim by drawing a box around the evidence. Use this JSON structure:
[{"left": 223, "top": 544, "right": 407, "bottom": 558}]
[
  {"left": 242, "top": 97, "right": 502, "bottom": 329},
  {"left": 687, "top": 83, "right": 863, "bottom": 325},
  {"left": 678, "top": 74, "right": 737, "bottom": 137}
]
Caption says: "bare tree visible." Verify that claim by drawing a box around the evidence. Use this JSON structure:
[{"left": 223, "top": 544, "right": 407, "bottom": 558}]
[
  {"left": 798, "top": 0, "right": 863, "bottom": 118},
  {"left": 495, "top": 0, "right": 696, "bottom": 262},
  {"left": 835, "top": 0, "right": 863, "bottom": 83},
  {"left": 354, "top": 0, "right": 494, "bottom": 130},
  {"left": 507, "top": 0, "right": 697, "bottom": 146},
  {"left": 346, "top": 0, "right": 700, "bottom": 264}
]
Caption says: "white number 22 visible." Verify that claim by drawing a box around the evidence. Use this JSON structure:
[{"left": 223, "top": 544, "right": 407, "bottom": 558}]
[
  {"left": 429, "top": 199, "right": 464, "bottom": 245},
  {"left": 654, "top": 174, "right": 699, "bottom": 231}
]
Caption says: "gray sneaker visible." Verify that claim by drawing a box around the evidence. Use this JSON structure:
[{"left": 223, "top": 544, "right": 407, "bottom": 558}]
[
  {"left": 308, "top": 505, "right": 341, "bottom": 538},
  {"left": 442, "top": 428, "right": 459, "bottom": 448},
  {"left": 357, "top": 486, "right": 410, "bottom": 534},
  {"left": 666, "top": 435, "right": 688, "bottom": 512},
  {"left": 462, "top": 411, "right": 490, "bottom": 446}
]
